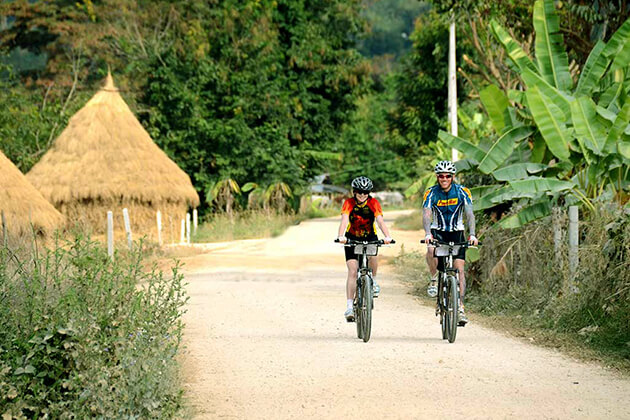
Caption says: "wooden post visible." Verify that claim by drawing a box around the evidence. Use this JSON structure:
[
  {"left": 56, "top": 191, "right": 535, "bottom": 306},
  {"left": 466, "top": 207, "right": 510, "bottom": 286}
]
[
  {"left": 123, "top": 208, "right": 132, "bottom": 250},
  {"left": 193, "top": 209, "right": 198, "bottom": 234},
  {"left": 156, "top": 210, "right": 163, "bottom": 246},
  {"left": 107, "top": 211, "right": 114, "bottom": 260},
  {"left": 180, "top": 218, "right": 185, "bottom": 244},
  {"left": 1, "top": 210, "right": 7, "bottom": 247},
  {"left": 552, "top": 207, "right": 562, "bottom": 264},
  {"left": 186, "top": 212, "right": 191, "bottom": 245},
  {"left": 568, "top": 206, "right": 579, "bottom": 282}
]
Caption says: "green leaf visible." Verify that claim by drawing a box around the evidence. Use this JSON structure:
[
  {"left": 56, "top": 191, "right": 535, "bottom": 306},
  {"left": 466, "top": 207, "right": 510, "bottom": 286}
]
[
  {"left": 576, "top": 40, "right": 609, "bottom": 95},
  {"left": 521, "top": 67, "right": 572, "bottom": 119},
  {"left": 531, "top": 134, "right": 547, "bottom": 163},
  {"left": 508, "top": 177, "right": 575, "bottom": 194},
  {"left": 570, "top": 96, "right": 610, "bottom": 156},
  {"left": 619, "top": 135, "right": 630, "bottom": 159},
  {"left": 508, "top": 89, "right": 525, "bottom": 104},
  {"left": 478, "top": 126, "right": 534, "bottom": 174},
  {"left": 499, "top": 200, "right": 552, "bottom": 229},
  {"left": 606, "top": 101, "right": 630, "bottom": 154},
  {"left": 241, "top": 182, "right": 258, "bottom": 192},
  {"left": 525, "top": 86, "right": 571, "bottom": 160},
  {"left": 533, "top": 0, "right": 572, "bottom": 91},
  {"left": 490, "top": 20, "right": 538, "bottom": 74},
  {"left": 480, "top": 84, "right": 510, "bottom": 133},
  {"left": 469, "top": 185, "right": 501, "bottom": 201},
  {"left": 607, "top": 19, "right": 630, "bottom": 72},
  {"left": 437, "top": 130, "right": 486, "bottom": 161},
  {"left": 493, "top": 163, "right": 548, "bottom": 181}
]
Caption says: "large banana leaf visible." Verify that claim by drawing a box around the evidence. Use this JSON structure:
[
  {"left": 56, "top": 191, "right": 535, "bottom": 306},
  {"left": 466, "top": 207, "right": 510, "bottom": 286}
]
[
  {"left": 619, "top": 134, "right": 630, "bottom": 159},
  {"left": 490, "top": 20, "right": 538, "bottom": 74},
  {"left": 576, "top": 40, "right": 609, "bottom": 95},
  {"left": 533, "top": 0, "right": 572, "bottom": 92},
  {"left": 530, "top": 134, "right": 547, "bottom": 163},
  {"left": 499, "top": 200, "right": 552, "bottom": 229},
  {"left": 521, "top": 67, "right": 572, "bottom": 119},
  {"left": 508, "top": 177, "right": 575, "bottom": 194},
  {"left": 478, "top": 126, "right": 534, "bottom": 174},
  {"left": 525, "top": 85, "right": 571, "bottom": 160},
  {"left": 437, "top": 130, "right": 487, "bottom": 161},
  {"left": 606, "top": 101, "right": 630, "bottom": 154},
  {"left": 492, "top": 163, "right": 548, "bottom": 181},
  {"left": 480, "top": 84, "right": 510, "bottom": 133},
  {"left": 469, "top": 185, "right": 501, "bottom": 202},
  {"left": 474, "top": 186, "right": 523, "bottom": 211},
  {"left": 606, "top": 18, "right": 630, "bottom": 71},
  {"left": 571, "top": 96, "right": 611, "bottom": 156}
]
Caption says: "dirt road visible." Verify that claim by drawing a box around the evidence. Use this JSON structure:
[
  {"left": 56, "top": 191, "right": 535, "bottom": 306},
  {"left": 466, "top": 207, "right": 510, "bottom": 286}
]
[{"left": 176, "top": 211, "right": 630, "bottom": 419}]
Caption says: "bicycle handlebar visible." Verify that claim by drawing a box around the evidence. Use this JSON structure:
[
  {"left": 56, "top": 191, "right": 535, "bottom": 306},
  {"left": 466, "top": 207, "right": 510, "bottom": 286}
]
[
  {"left": 334, "top": 239, "right": 396, "bottom": 245},
  {"left": 420, "top": 239, "right": 482, "bottom": 246}
]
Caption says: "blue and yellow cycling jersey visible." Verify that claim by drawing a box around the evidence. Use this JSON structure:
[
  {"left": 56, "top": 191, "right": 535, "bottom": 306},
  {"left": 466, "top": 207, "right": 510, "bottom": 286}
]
[{"left": 422, "top": 183, "right": 473, "bottom": 232}]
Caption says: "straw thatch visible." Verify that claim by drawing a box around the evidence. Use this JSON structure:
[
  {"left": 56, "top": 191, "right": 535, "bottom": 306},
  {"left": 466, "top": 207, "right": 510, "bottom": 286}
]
[
  {"left": 0, "top": 150, "right": 64, "bottom": 237},
  {"left": 26, "top": 72, "right": 199, "bottom": 235}
]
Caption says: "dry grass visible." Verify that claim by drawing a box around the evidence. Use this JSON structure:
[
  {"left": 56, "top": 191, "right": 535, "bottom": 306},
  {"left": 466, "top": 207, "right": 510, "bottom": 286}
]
[{"left": 0, "top": 150, "right": 64, "bottom": 237}]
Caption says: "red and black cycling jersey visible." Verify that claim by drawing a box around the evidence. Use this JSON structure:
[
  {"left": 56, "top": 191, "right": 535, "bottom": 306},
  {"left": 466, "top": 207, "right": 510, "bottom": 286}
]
[{"left": 341, "top": 196, "right": 383, "bottom": 239}]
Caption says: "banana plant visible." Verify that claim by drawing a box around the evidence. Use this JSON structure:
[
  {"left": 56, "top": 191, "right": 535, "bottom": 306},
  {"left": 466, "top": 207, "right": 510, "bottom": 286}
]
[{"left": 438, "top": 0, "right": 630, "bottom": 228}]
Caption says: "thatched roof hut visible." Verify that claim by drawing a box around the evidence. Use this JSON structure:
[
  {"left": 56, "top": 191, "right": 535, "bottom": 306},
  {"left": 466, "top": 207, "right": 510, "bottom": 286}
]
[
  {"left": 0, "top": 150, "right": 64, "bottom": 238},
  {"left": 26, "top": 73, "right": 199, "bottom": 238}
]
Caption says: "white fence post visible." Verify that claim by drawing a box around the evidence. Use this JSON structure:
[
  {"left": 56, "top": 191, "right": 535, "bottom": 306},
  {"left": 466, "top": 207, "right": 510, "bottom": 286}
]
[
  {"left": 193, "top": 209, "right": 198, "bottom": 234},
  {"left": 568, "top": 206, "right": 579, "bottom": 282},
  {"left": 123, "top": 208, "right": 133, "bottom": 250},
  {"left": 156, "top": 210, "right": 163, "bottom": 246},
  {"left": 107, "top": 211, "right": 114, "bottom": 259},
  {"left": 180, "top": 218, "right": 185, "bottom": 244},
  {"left": 186, "top": 212, "right": 191, "bottom": 245}
]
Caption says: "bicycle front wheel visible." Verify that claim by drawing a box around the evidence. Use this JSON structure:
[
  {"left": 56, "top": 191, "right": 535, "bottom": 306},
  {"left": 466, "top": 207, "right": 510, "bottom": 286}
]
[
  {"left": 446, "top": 275, "right": 459, "bottom": 343},
  {"left": 439, "top": 274, "right": 447, "bottom": 340},
  {"left": 361, "top": 275, "right": 373, "bottom": 342},
  {"left": 355, "top": 280, "right": 363, "bottom": 339}
]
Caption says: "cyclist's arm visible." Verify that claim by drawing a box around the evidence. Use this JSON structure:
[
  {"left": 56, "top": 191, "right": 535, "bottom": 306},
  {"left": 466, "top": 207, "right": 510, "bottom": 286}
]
[
  {"left": 423, "top": 208, "right": 432, "bottom": 238},
  {"left": 464, "top": 203, "right": 476, "bottom": 237},
  {"left": 375, "top": 215, "right": 391, "bottom": 239},
  {"left": 337, "top": 213, "right": 350, "bottom": 238}
]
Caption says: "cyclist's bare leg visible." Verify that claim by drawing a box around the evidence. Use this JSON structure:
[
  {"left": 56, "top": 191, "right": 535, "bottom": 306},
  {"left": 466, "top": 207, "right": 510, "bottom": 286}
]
[
  {"left": 425, "top": 246, "right": 438, "bottom": 276},
  {"left": 346, "top": 259, "right": 359, "bottom": 299},
  {"left": 368, "top": 255, "right": 378, "bottom": 278},
  {"left": 454, "top": 258, "right": 466, "bottom": 302}
]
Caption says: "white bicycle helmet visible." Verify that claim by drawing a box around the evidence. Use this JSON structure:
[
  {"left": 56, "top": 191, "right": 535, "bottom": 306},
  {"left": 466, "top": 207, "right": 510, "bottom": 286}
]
[
  {"left": 351, "top": 176, "right": 374, "bottom": 192},
  {"left": 434, "top": 160, "right": 457, "bottom": 174}
]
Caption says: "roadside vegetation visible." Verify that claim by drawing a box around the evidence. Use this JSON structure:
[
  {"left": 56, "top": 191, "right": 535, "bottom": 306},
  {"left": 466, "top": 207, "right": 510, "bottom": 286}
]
[
  {"left": 393, "top": 208, "right": 630, "bottom": 371},
  {"left": 0, "top": 236, "right": 187, "bottom": 418}
]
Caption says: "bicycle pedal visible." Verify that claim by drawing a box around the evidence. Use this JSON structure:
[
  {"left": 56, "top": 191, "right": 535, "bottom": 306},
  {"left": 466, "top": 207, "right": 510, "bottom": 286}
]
[{"left": 458, "top": 321, "right": 467, "bottom": 327}]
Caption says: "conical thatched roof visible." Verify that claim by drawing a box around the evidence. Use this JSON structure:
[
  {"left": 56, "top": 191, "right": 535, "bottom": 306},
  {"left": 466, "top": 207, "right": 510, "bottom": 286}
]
[
  {"left": 26, "top": 73, "right": 199, "bottom": 208},
  {"left": 0, "top": 150, "right": 64, "bottom": 236}
]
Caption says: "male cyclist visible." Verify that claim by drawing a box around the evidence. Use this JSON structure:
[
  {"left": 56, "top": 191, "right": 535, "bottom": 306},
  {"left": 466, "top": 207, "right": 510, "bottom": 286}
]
[
  {"left": 337, "top": 176, "right": 393, "bottom": 322},
  {"left": 423, "top": 161, "right": 478, "bottom": 325}
]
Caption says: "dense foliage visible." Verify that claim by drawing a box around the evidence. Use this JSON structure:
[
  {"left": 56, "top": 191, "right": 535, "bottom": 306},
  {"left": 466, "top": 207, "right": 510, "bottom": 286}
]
[{"left": 0, "top": 237, "right": 187, "bottom": 418}]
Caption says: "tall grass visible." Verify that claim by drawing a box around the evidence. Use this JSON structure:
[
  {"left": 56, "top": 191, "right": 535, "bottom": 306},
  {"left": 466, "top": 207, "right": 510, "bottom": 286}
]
[
  {"left": 192, "top": 211, "right": 299, "bottom": 242},
  {"left": 0, "top": 235, "right": 187, "bottom": 418}
]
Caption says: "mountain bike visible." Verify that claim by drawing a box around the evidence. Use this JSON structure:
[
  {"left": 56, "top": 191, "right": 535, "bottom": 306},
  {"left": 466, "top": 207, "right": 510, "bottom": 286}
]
[
  {"left": 335, "top": 238, "right": 395, "bottom": 343},
  {"left": 421, "top": 239, "right": 480, "bottom": 343}
]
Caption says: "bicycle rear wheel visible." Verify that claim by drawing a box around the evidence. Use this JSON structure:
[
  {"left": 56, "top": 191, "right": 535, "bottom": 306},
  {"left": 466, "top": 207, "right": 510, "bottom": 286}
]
[
  {"left": 361, "top": 275, "right": 373, "bottom": 342},
  {"left": 445, "top": 275, "right": 458, "bottom": 343}
]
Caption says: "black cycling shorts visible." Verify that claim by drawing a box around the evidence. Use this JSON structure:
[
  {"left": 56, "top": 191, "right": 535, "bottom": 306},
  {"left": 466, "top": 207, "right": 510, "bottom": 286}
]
[
  {"left": 344, "top": 234, "right": 378, "bottom": 261},
  {"left": 430, "top": 229, "right": 466, "bottom": 262}
]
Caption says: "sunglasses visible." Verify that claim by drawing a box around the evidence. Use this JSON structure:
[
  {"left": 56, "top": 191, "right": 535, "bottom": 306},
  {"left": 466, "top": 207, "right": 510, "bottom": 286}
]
[
  {"left": 437, "top": 174, "right": 453, "bottom": 179},
  {"left": 353, "top": 190, "right": 369, "bottom": 195}
]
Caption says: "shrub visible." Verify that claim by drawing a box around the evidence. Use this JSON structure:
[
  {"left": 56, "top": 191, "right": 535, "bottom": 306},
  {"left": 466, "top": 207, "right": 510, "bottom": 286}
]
[{"left": 0, "top": 235, "right": 187, "bottom": 418}]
